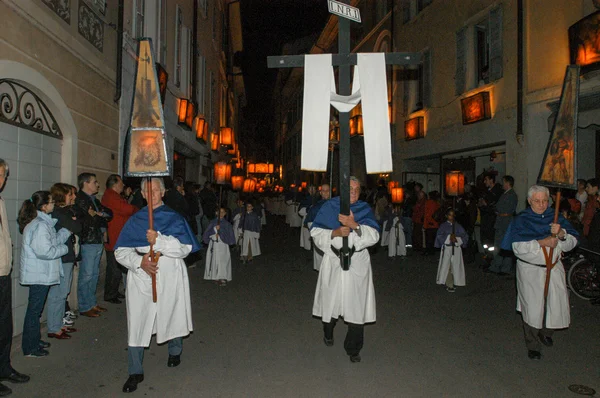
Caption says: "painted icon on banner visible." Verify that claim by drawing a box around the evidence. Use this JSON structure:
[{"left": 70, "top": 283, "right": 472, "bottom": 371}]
[
  {"left": 538, "top": 65, "right": 580, "bottom": 190},
  {"left": 127, "top": 130, "right": 168, "bottom": 173}
]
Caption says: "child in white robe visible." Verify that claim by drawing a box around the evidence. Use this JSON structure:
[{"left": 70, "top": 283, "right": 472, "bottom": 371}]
[
  {"left": 388, "top": 205, "right": 407, "bottom": 258},
  {"left": 435, "top": 208, "right": 468, "bottom": 292},
  {"left": 240, "top": 202, "right": 261, "bottom": 263},
  {"left": 203, "top": 208, "right": 235, "bottom": 286}
]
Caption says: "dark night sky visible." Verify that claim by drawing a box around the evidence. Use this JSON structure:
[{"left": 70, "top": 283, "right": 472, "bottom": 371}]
[{"left": 239, "top": 0, "right": 329, "bottom": 156}]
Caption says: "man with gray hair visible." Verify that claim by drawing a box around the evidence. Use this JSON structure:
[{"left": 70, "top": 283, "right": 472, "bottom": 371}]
[
  {"left": 310, "top": 177, "right": 380, "bottom": 362},
  {"left": 501, "top": 185, "right": 578, "bottom": 360}
]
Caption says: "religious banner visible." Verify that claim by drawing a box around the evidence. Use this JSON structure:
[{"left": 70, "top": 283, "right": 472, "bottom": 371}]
[
  {"left": 124, "top": 38, "right": 171, "bottom": 177},
  {"left": 537, "top": 65, "right": 580, "bottom": 190}
]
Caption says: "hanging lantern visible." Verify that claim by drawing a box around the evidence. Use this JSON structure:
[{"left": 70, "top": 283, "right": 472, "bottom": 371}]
[
  {"left": 391, "top": 187, "right": 405, "bottom": 204},
  {"left": 178, "top": 98, "right": 189, "bottom": 125},
  {"left": 210, "top": 131, "right": 219, "bottom": 151},
  {"left": 388, "top": 181, "right": 399, "bottom": 192},
  {"left": 255, "top": 163, "right": 269, "bottom": 174},
  {"left": 185, "top": 102, "right": 195, "bottom": 129},
  {"left": 247, "top": 163, "right": 256, "bottom": 173},
  {"left": 194, "top": 116, "right": 208, "bottom": 142},
  {"left": 243, "top": 178, "right": 257, "bottom": 193},
  {"left": 219, "top": 127, "right": 234, "bottom": 148},
  {"left": 231, "top": 175, "right": 244, "bottom": 191},
  {"left": 445, "top": 171, "right": 465, "bottom": 196},
  {"left": 405, "top": 116, "right": 425, "bottom": 140},
  {"left": 301, "top": 181, "right": 307, "bottom": 189},
  {"left": 268, "top": 164, "right": 274, "bottom": 174},
  {"left": 214, "top": 162, "right": 231, "bottom": 185},
  {"left": 350, "top": 115, "right": 364, "bottom": 137}
]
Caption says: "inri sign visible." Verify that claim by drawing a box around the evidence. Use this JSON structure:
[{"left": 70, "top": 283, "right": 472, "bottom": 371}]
[{"left": 327, "top": 0, "right": 361, "bottom": 23}]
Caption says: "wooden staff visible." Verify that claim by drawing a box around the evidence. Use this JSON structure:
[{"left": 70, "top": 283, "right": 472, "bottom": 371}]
[
  {"left": 543, "top": 190, "right": 562, "bottom": 300},
  {"left": 146, "top": 177, "right": 158, "bottom": 303}
]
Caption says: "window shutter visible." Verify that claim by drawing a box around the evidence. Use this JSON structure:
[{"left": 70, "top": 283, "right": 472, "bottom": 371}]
[
  {"left": 455, "top": 27, "right": 467, "bottom": 96},
  {"left": 489, "top": 5, "right": 503, "bottom": 81},
  {"left": 422, "top": 50, "right": 431, "bottom": 108},
  {"left": 196, "top": 55, "right": 206, "bottom": 114},
  {"left": 180, "top": 26, "right": 190, "bottom": 97},
  {"left": 403, "top": 77, "right": 409, "bottom": 116},
  {"left": 402, "top": 1, "right": 411, "bottom": 24}
]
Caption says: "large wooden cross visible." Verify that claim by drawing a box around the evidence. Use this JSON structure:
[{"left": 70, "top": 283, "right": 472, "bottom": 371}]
[{"left": 267, "top": 0, "right": 420, "bottom": 269}]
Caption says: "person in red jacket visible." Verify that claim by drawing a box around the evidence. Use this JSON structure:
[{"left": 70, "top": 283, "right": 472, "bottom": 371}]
[
  {"left": 101, "top": 175, "right": 138, "bottom": 304},
  {"left": 423, "top": 191, "right": 441, "bottom": 255}
]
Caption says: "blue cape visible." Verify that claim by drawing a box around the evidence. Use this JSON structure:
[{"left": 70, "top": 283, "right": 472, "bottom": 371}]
[
  {"left": 305, "top": 199, "right": 327, "bottom": 226},
  {"left": 501, "top": 206, "right": 578, "bottom": 250},
  {"left": 114, "top": 205, "right": 201, "bottom": 252},
  {"left": 241, "top": 211, "right": 261, "bottom": 233},
  {"left": 203, "top": 217, "right": 236, "bottom": 245},
  {"left": 311, "top": 197, "right": 380, "bottom": 232}
]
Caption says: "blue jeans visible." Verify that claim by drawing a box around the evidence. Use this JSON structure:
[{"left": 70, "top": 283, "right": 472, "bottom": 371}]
[
  {"left": 128, "top": 338, "right": 183, "bottom": 375},
  {"left": 46, "top": 262, "right": 73, "bottom": 333},
  {"left": 78, "top": 244, "right": 103, "bottom": 312},
  {"left": 22, "top": 284, "right": 50, "bottom": 355}
]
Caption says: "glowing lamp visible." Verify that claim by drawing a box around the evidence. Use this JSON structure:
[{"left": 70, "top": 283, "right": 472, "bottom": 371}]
[
  {"left": 329, "top": 124, "right": 340, "bottom": 145},
  {"left": 194, "top": 116, "right": 208, "bottom": 142},
  {"left": 247, "top": 163, "right": 256, "bottom": 173},
  {"left": 185, "top": 102, "right": 195, "bottom": 129},
  {"left": 391, "top": 187, "right": 404, "bottom": 204},
  {"left": 301, "top": 181, "right": 307, "bottom": 189},
  {"left": 268, "top": 164, "right": 274, "bottom": 174},
  {"left": 214, "top": 162, "right": 231, "bottom": 185},
  {"left": 461, "top": 91, "right": 491, "bottom": 125},
  {"left": 243, "top": 178, "right": 257, "bottom": 193},
  {"left": 445, "top": 171, "right": 465, "bottom": 196},
  {"left": 405, "top": 116, "right": 425, "bottom": 141},
  {"left": 219, "top": 127, "right": 234, "bottom": 148},
  {"left": 388, "top": 181, "right": 399, "bottom": 193},
  {"left": 231, "top": 175, "right": 244, "bottom": 191},
  {"left": 177, "top": 98, "right": 189, "bottom": 125},
  {"left": 350, "top": 115, "right": 364, "bottom": 137},
  {"left": 255, "top": 163, "right": 269, "bottom": 174},
  {"left": 210, "top": 132, "right": 219, "bottom": 151}
]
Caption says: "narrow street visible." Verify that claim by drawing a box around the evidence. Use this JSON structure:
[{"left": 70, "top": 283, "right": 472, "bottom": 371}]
[{"left": 10, "top": 214, "right": 600, "bottom": 397}]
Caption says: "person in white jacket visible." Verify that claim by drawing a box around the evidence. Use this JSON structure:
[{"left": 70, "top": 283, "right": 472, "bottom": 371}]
[{"left": 114, "top": 178, "right": 201, "bottom": 393}]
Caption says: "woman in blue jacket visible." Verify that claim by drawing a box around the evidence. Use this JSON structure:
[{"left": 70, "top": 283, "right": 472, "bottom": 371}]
[{"left": 18, "top": 191, "right": 70, "bottom": 357}]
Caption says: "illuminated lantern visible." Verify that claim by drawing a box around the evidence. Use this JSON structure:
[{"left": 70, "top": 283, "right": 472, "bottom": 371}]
[
  {"left": 254, "top": 163, "right": 269, "bottom": 174},
  {"left": 219, "top": 127, "right": 234, "bottom": 148},
  {"left": 214, "top": 162, "right": 231, "bottom": 185},
  {"left": 210, "top": 132, "right": 219, "bottom": 151},
  {"left": 231, "top": 176, "right": 244, "bottom": 191},
  {"left": 228, "top": 139, "right": 237, "bottom": 155},
  {"left": 301, "top": 181, "right": 307, "bottom": 189},
  {"left": 461, "top": 91, "right": 491, "bottom": 125},
  {"left": 178, "top": 98, "right": 189, "bottom": 125},
  {"left": 194, "top": 116, "right": 208, "bottom": 142},
  {"left": 279, "top": 165, "right": 283, "bottom": 179},
  {"left": 247, "top": 163, "right": 256, "bottom": 173},
  {"left": 391, "top": 187, "right": 404, "bottom": 204},
  {"left": 290, "top": 184, "right": 296, "bottom": 189},
  {"left": 268, "top": 163, "right": 274, "bottom": 174},
  {"left": 388, "top": 181, "right": 399, "bottom": 193},
  {"left": 329, "top": 124, "right": 340, "bottom": 145},
  {"left": 259, "top": 179, "right": 267, "bottom": 187},
  {"left": 350, "top": 115, "right": 364, "bottom": 137},
  {"left": 445, "top": 171, "right": 465, "bottom": 196},
  {"left": 243, "top": 178, "right": 257, "bottom": 193},
  {"left": 185, "top": 102, "right": 195, "bottom": 129},
  {"left": 405, "top": 116, "right": 425, "bottom": 141}
]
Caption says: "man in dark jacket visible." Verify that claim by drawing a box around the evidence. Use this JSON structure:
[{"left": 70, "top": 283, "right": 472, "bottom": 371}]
[
  {"left": 75, "top": 173, "right": 113, "bottom": 317},
  {"left": 163, "top": 177, "right": 190, "bottom": 223},
  {"left": 488, "top": 175, "right": 518, "bottom": 274},
  {"left": 479, "top": 174, "right": 503, "bottom": 251},
  {"left": 199, "top": 182, "right": 218, "bottom": 224}
]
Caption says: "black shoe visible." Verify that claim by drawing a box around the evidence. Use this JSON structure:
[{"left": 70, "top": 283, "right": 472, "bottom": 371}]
[
  {"left": 167, "top": 355, "right": 181, "bottom": 367},
  {"left": 538, "top": 334, "right": 553, "bottom": 347},
  {"left": 323, "top": 337, "right": 334, "bottom": 347},
  {"left": 38, "top": 341, "right": 51, "bottom": 349},
  {"left": 0, "top": 370, "right": 30, "bottom": 383},
  {"left": 527, "top": 350, "right": 541, "bottom": 360},
  {"left": 105, "top": 298, "right": 122, "bottom": 304},
  {"left": 24, "top": 349, "right": 49, "bottom": 358},
  {"left": 117, "top": 293, "right": 126, "bottom": 299},
  {"left": 349, "top": 354, "right": 361, "bottom": 363},
  {"left": 0, "top": 383, "right": 12, "bottom": 397},
  {"left": 122, "top": 374, "right": 144, "bottom": 393}
]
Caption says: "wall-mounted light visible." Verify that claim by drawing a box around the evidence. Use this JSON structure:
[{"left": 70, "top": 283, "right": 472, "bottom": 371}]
[
  {"left": 194, "top": 116, "right": 208, "bottom": 143},
  {"left": 404, "top": 116, "right": 425, "bottom": 141},
  {"left": 210, "top": 131, "right": 219, "bottom": 151},
  {"left": 219, "top": 127, "right": 234, "bottom": 148},
  {"left": 461, "top": 91, "right": 492, "bottom": 125}
]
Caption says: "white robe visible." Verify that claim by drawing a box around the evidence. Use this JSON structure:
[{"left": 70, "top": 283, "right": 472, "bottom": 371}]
[
  {"left": 299, "top": 207, "right": 311, "bottom": 250},
  {"left": 311, "top": 226, "right": 379, "bottom": 324},
  {"left": 232, "top": 213, "right": 242, "bottom": 247},
  {"left": 388, "top": 217, "right": 407, "bottom": 257},
  {"left": 512, "top": 234, "right": 577, "bottom": 329},
  {"left": 115, "top": 234, "right": 193, "bottom": 347},
  {"left": 287, "top": 202, "right": 303, "bottom": 228},
  {"left": 436, "top": 236, "right": 465, "bottom": 286},
  {"left": 203, "top": 231, "right": 232, "bottom": 281},
  {"left": 241, "top": 230, "right": 261, "bottom": 257},
  {"left": 380, "top": 220, "right": 390, "bottom": 247}
]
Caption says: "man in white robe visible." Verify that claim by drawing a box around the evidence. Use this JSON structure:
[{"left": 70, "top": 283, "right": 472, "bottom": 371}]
[
  {"left": 501, "top": 185, "right": 578, "bottom": 360},
  {"left": 115, "top": 178, "right": 201, "bottom": 393},
  {"left": 310, "top": 177, "right": 379, "bottom": 363}
]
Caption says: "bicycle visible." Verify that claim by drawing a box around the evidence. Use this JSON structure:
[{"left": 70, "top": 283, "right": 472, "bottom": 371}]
[{"left": 564, "top": 247, "right": 600, "bottom": 301}]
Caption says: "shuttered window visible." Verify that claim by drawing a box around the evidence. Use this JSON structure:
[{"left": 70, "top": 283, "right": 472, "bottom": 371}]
[
  {"left": 489, "top": 5, "right": 504, "bottom": 81},
  {"left": 455, "top": 27, "right": 467, "bottom": 96}
]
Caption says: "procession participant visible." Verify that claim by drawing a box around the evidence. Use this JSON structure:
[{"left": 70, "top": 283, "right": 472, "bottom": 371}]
[
  {"left": 479, "top": 174, "right": 503, "bottom": 252},
  {"left": 305, "top": 184, "right": 331, "bottom": 271},
  {"left": 379, "top": 202, "right": 394, "bottom": 248},
  {"left": 387, "top": 205, "right": 406, "bottom": 259},
  {"left": 114, "top": 178, "right": 201, "bottom": 393},
  {"left": 487, "top": 175, "right": 518, "bottom": 275},
  {"left": 310, "top": 177, "right": 380, "bottom": 363},
  {"left": 203, "top": 207, "right": 235, "bottom": 286},
  {"left": 299, "top": 186, "right": 317, "bottom": 251},
  {"left": 435, "top": 208, "right": 468, "bottom": 293},
  {"left": 501, "top": 185, "right": 578, "bottom": 360},
  {"left": 240, "top": 202, "right": 261, "bottom": 263},
  {"left": 582, "top": 178, "right": 599, "bottom": 237},
  {"left": 231, "top": 199, "right": 244, "bottom": 250}
]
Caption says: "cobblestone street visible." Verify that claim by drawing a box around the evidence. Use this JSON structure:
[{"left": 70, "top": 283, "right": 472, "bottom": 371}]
[{"left": 9, "top": 214, "right": 600, "bottom": 397}]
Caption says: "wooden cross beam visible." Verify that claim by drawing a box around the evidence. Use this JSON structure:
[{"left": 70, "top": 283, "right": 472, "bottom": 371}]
[{"left": 268, "top": 2, "right": 421, "bottom": 270}]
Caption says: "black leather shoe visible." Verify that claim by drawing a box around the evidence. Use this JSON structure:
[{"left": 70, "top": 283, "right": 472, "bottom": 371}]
[
  {"left": 105, "top": 298, "right": 122, "bottom": 304},
  {"left": 0, "top": 382, "right": 12, "bottom": 397},
  {"left": 0, "top": 370, "right": 30, "bottom": 384},
  {"left": 349, "top": 354, "right": 361, "bottom": 363},
  {"left": 38, "top": 341, "right": 51, "bottom": 349},
  {"left": 167, "top": 355, "right": 181, "bottom": 367},
  {"left": 538, "top": 334, "right": 553, "bottom": 347},
  {"left": 528, "top": 350, "right": 541, "bottom": 360},
  {"left": 323, "top": 337, "right": 334, "bottom": 347},
  {"left": 122, "top": 374, "right": 144, "bottom": 393},
  {"left": 117, "top": 293, "right": 126, "bottom": 299}
]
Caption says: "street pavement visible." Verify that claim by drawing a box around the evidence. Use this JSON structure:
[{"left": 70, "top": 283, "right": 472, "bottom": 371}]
[{"left": 8, "top": 214, "right": 600, "bottom": 397}]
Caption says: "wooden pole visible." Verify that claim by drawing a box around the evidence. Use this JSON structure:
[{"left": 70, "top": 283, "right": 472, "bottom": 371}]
[
  {"left": 146, "top": 177, "right": 157, "bottom": 303},
  {"left": 543, "top": 190, "right": 561, "bottom": 299}
]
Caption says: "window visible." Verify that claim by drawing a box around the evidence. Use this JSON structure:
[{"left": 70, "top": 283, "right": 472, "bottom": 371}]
[
  {"left": 403, "top": 49, "right": 431, "bottom": 115},
  {"left": 199, "top": 0, "right": 208, "bottom": 18},
  {"left": 133, "top": 0, "right": 145, "bottom": 39},
  {"left": 180, "top": 26, "right": 191, "bottom": 97},
  {"left": 455, "top": 5, "right": 503, "bottom": 95},
  {"left": 174, "top": 6, "right": 182, "bottom": 87}
]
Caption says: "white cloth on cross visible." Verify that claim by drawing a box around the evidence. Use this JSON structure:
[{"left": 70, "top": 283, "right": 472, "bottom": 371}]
[{"left": 301, "top": 53, "right": 393, "bottom": 173}]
